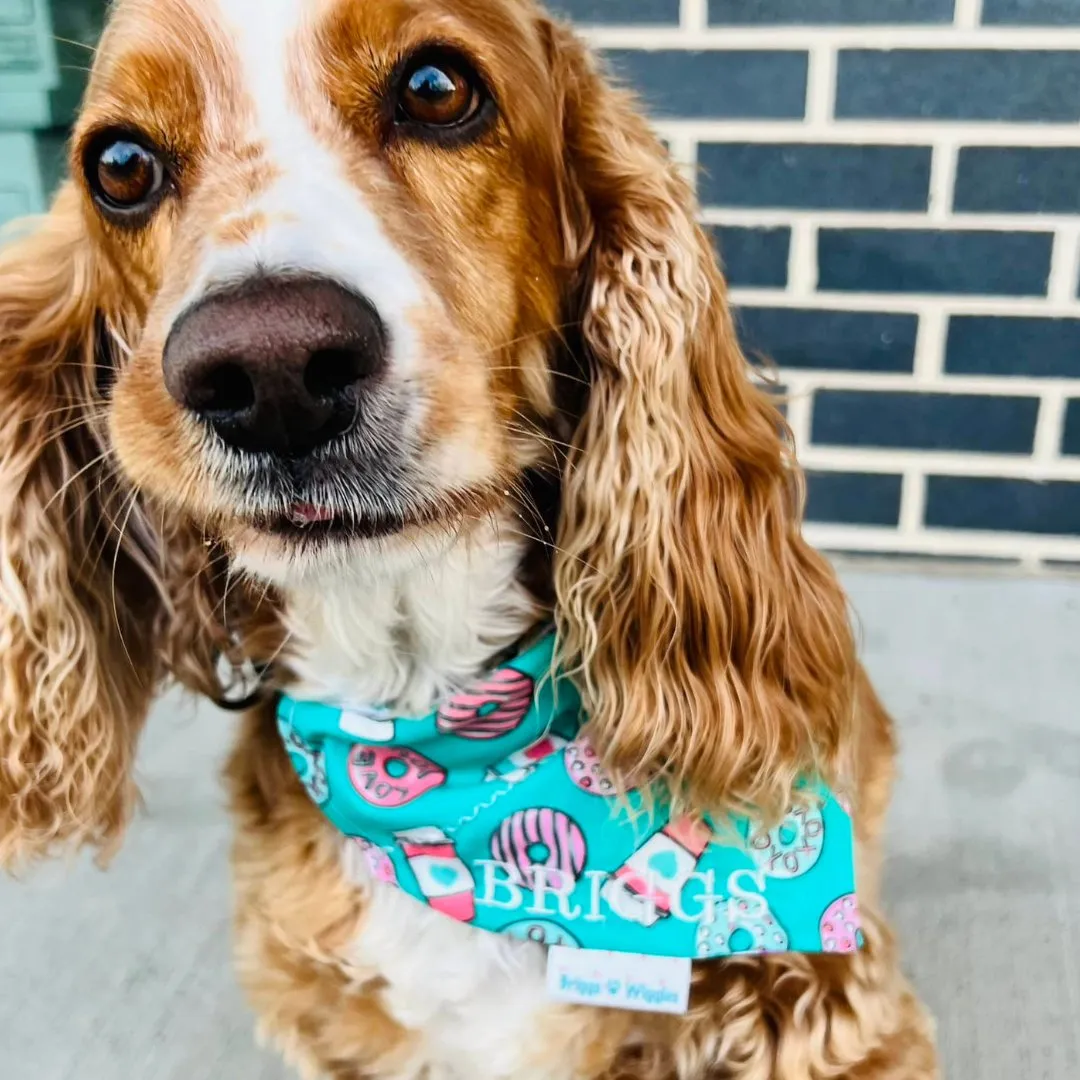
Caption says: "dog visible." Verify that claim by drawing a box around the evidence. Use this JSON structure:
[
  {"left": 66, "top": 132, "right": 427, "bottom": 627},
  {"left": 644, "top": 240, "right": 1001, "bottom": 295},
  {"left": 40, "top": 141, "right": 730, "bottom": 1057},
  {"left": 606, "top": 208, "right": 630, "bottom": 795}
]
[{"left": 0, "top": 1, "right": 938, "bottom": 1077}]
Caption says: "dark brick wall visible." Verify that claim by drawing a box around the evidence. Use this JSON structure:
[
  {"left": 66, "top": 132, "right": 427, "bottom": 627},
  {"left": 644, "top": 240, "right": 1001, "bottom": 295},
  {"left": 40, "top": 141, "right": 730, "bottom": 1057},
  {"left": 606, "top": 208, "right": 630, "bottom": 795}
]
[
  {"left": 698, "top": 143, "right": 932, "bottom": 211},
  {"left": 709, "top": 226, "right": 791, "bottom": 288},
  {"left": 835, "top": 50, "right": 1080, "bottom": 122},
  {"left": 604, "top": 50, "right": 809, "bottom": 118},
  {"left": 710, "top": 0, "right": 956, "bottom": 25},
  {"left": 736, "top": 308, "right": 918, "bottom": 373}
]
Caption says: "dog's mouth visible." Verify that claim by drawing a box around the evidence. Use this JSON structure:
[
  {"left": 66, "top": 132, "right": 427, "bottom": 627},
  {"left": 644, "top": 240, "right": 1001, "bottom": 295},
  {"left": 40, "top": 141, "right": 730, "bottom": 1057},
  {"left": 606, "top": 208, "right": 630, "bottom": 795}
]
[
  {"left": 232, "top": 479, "right": 504, "bottom": 554},
  {"left": 246, "top": 496, "right": 468, "bottom": 545},
  {"left": 253, "top": 503, "right": 414, "bottom": 543}
]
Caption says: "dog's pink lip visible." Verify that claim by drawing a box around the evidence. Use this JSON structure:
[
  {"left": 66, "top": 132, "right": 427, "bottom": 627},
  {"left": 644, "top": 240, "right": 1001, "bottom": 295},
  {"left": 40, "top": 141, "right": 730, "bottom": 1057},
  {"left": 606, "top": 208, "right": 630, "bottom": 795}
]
[
  {"left": 288, "top": 503, "right": 335, "bottom": 526},
  {"left": 248, "top": 504, "right": 410, "bottom": 543}
]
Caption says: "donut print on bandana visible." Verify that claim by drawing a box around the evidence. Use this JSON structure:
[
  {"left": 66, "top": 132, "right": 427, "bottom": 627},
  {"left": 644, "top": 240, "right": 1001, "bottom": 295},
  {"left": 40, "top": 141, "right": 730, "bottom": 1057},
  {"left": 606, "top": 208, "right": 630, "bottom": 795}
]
[
  {"left": 563, "top": 736, "right": 617, "bottom": 796},
  {"left": 345, "top": 836, "right": 398, "bottom": 886},
  {"left": 696, "top": 894, "right": 789, "bottom": 959},
  {"left": 820, "top": 893, "right": 863, "bottom": 953},
  {"left": 747, "top": 801, "right": 825, "bottom": 879},
  {"left": 490, "top": 808, "right": 587, "bottom": 890},
  {"left": 347, "top": 744, "right": 446, "bottom": 808},
  {"left": 278, "top": 717, "right": 330, "bottom": 805},
  {"left": 501, "top": 918, "right": 581, "bottom": 948},
  {"left": 436, "top": 667, "right": 535, "bottom": 740}
]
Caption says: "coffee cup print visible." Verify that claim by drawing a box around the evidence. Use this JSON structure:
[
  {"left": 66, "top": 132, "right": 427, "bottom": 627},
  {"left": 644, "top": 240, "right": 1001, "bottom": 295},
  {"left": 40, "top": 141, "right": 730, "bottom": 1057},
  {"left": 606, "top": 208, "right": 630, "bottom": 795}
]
[{"left": 395, "top": 826, "right": 476, "bottom": 922}]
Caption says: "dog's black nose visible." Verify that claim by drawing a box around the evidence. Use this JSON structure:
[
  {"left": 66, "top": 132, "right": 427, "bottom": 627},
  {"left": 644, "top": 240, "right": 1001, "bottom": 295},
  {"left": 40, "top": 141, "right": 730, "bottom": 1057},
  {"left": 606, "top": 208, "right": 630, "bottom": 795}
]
[{"left": 162, "top": 277, "right": 387, "bottom": 457}]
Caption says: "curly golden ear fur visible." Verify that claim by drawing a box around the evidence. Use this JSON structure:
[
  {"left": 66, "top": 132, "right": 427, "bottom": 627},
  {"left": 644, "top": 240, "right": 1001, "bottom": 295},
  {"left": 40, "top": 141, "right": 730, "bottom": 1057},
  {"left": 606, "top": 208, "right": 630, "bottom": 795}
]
[
  {"left": 551, "top": 30, "right": 857, "bottom": 823},
  {"left": 0, "top": 184, "right": 169, "bottom": 867}
]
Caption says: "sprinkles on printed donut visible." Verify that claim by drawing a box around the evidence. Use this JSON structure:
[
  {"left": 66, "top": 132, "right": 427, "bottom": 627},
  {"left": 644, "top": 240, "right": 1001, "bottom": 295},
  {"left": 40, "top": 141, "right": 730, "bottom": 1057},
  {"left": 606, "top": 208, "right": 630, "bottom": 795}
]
[{"left": 564, "top": 735, "right": 618, "bottom": 795}]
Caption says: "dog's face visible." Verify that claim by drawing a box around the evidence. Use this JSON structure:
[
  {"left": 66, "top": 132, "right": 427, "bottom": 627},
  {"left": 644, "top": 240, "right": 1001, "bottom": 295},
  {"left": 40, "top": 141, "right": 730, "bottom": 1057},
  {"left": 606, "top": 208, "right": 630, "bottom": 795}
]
[{"left": 82, "top": 0, "right": 567, "bottom": 582}]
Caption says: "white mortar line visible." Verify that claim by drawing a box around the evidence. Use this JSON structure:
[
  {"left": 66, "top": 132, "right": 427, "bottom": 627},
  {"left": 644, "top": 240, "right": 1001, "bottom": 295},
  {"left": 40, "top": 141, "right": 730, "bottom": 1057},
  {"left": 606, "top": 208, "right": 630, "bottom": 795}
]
[
  {"left": 1033, "top": 391, "right": 1068, "bottom": 464},
  {"left": 898, "top": 471, "right": 928, "bottom": 535},
  {"left": 658, "top": 121, "right": 1080, "bottom": 146},
  {"left": 802, "top": 523, "right": 1080, "bottom": 561},
  {"left": 583, "top": 26, "right": 1080, "bottom": 48},
  {"left": 805, "top": 45, "right": 837, "bottom": 126},
  {"left": 787, "top": 221, "right": 818, "bottom": 298},
  {"left": 729, "top": 288, "right": 1080, "bottom": 318},
  {"left": 699, "top": 206, "right": 1069, "bottom": 230},
  {"left": 663, "top": 132, "right": 698, "bottom": 189},
  {"left": 954, "top": 0, "right": 985, "bottom": 30},
  {"left": 1048, "top": 226, "right": 1080, "bottom": 304},
  {"left": 798, "top": 446, "right": 1080, "bottom": 481},
  {"left": 912, "top": 307, "right": 948, "bottom": 381},
  {"left": 680, "top": 0, "right": 708, "bottom": 32},
  {"left": 783, "top": 382, "right": 814, "bottom": 458},
  {"left": 927, "top": 140, "right": 958, "bottom": 222},
  {"left": 778, "top": 370, "right": 1080, "bottom": 395}
]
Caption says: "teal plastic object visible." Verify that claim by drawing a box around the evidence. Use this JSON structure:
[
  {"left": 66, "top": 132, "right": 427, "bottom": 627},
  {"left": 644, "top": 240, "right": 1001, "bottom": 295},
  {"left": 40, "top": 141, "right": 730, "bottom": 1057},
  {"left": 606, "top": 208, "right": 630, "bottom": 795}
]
[
  {"left": 0, "top": 0, "right": 59, "bottom": 130},
  {"left": 0, "top": 130, "right": 44, "bottom": 224}
]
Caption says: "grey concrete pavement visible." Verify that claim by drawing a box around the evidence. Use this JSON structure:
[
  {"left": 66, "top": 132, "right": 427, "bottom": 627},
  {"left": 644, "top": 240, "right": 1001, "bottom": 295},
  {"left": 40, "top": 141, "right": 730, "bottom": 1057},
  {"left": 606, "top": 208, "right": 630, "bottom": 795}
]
[{"left": 2, "top": 569, "right": 1078, "bottom": 1079}]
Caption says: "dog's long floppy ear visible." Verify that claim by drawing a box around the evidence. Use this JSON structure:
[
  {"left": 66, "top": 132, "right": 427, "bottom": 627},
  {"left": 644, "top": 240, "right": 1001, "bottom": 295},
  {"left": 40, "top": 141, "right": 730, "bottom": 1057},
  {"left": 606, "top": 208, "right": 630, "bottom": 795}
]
[
  {"left": 0, "top": 183, "right": 169, "bottom": 867},
  {"left": 549, "top": 28, "right": 857, "bottom": 822}
]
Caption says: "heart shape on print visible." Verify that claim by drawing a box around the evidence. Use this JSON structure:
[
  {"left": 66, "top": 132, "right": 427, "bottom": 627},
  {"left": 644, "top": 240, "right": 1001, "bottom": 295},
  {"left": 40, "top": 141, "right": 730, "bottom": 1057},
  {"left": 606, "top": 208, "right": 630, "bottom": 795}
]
[
  {"left": 430, "top": 864, "right": 461, "bottom": 888},
  {"left": 648, "top": 850, "right": 678, "bottom": 879}
]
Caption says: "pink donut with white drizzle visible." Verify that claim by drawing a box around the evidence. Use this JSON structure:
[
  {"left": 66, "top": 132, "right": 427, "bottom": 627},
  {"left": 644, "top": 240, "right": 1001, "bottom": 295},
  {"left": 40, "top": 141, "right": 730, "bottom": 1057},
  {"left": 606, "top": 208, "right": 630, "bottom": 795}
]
[
  {"left": 490, "top": 808, "right": 587, "bottom": 890},
  {"left": 437, "top": 667, "right": 534, "bottom": 739},
  {"left": 820, "top": 893, "right": 863, "bottom": 953}
]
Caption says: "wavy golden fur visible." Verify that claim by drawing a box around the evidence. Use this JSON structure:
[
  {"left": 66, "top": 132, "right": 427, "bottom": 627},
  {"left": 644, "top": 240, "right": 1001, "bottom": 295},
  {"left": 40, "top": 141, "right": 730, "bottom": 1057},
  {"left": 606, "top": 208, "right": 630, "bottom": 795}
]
[
  {"left": 0, "top": 194, "right": 272, "bottom": 866},
  {"left": 0, "top": 1, "right": 936, "bottom": 1076},
  {"left": 551, "top": 29, "right": 855, "bottom": 823}
]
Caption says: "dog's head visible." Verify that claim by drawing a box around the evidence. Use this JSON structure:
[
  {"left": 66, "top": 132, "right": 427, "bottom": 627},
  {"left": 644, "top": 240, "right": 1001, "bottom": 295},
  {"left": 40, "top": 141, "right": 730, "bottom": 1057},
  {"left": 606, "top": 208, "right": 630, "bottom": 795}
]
[{"left": 0, "top": 0, "right": 855, "bottom": 865}]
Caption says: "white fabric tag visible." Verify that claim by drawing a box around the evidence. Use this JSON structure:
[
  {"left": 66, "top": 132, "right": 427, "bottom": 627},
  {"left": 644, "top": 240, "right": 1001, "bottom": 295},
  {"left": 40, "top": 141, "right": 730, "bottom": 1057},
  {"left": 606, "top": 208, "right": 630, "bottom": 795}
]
[{"left": 545, "top": 946, "right": 691, "bottom": 1014}]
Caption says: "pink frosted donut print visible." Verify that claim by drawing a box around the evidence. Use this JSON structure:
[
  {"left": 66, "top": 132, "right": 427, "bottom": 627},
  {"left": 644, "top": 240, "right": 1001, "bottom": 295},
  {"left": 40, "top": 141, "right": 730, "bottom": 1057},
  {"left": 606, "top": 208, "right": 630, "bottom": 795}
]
[
  {"left": 563, "top": 736, "right": 617, "bottom": 796},
  {"left": 437, "top": 668, "right": 534, "bottom": 739},
  {"left": 348, "top": 744, "right": 446, "bottom": 808},
  {"left": 820, "top": 893, "right": 863, "bottom": 953},
  {"left": 490, "top": 808, "right": 587, "bottom": 889}
]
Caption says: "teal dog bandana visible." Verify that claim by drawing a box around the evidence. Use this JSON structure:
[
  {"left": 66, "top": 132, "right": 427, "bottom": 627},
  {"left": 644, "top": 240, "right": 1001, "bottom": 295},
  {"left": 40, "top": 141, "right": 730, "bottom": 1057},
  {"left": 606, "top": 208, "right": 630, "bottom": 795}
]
[{"left": 277, "top": 633, "right": 862, "bottom": 960}]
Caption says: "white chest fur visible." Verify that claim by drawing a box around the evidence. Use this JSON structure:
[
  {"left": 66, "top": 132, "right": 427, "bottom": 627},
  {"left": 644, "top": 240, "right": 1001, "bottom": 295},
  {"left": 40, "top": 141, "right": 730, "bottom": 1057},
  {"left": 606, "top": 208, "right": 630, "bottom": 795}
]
[
  {"left": 282, "top": 526, "right": 585, "bottom": 1079},
  {"left": 284, "top": 528, "right": 539, "bottom": 715},
  {"left": 343, "top": 851, "right": 570, "bottom": 1080}
]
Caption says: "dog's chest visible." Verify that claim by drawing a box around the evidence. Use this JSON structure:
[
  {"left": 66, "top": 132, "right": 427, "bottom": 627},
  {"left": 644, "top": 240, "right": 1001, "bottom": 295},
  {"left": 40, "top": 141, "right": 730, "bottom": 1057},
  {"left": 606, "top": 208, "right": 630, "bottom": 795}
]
[
  {"left": 283, "top": 534, "right": 586, "bottom": 1078},
  {"left": 344, "top": 864, "right": 580, "bottom": 1080}
]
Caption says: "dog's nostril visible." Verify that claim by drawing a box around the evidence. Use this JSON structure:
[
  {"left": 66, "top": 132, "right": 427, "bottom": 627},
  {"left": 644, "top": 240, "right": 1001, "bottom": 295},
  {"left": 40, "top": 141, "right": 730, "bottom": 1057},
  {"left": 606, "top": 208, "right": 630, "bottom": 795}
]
[
  {"left": 304, "top": 347, "right": 364, "bottom": 401},
  {"left": 194, "top": 361, "right": 256, "bottom": 415}
]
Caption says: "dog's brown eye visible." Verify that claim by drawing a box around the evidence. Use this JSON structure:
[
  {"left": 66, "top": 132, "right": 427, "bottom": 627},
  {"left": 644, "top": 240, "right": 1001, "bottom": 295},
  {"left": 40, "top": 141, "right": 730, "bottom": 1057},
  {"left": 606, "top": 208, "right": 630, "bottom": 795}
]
[
  {"left": 89, "top": 137, "right": 165, "bottom": 214},
  {"left": 397, "top": 54, "right": 482, "bottom": 128}
]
